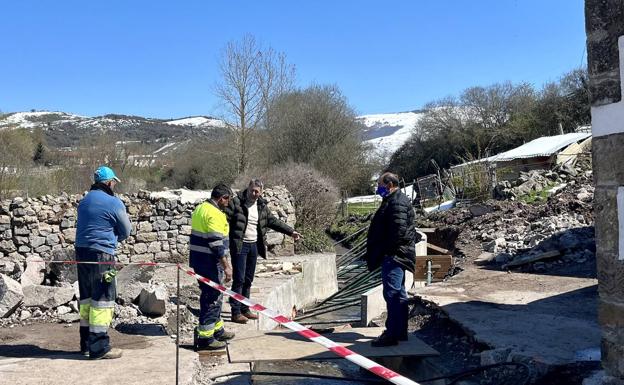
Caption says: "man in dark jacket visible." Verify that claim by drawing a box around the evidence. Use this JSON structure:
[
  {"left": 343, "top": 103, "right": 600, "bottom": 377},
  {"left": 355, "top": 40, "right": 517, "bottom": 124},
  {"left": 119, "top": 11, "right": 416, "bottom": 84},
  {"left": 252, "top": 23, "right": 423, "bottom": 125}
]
[
  {"left": 365, "top": 172, "right": 416, "bottom": 347},
  {"left": 225, "top": 179, "right": 302, "bottom": 323}
]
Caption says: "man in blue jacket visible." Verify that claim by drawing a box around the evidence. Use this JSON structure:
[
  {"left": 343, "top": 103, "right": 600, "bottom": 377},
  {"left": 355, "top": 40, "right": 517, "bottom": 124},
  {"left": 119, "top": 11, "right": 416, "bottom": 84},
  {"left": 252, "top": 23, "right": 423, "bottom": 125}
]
[{"left": 75, "top": 166, "right": 132, "bottom": 359}]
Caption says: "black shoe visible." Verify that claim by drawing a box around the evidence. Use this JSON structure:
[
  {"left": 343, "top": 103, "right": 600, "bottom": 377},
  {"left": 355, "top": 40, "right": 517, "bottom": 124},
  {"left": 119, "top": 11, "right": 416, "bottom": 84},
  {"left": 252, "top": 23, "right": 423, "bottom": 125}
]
[{"left": 371, "top": 331, "right": 398, "bottom": 347}]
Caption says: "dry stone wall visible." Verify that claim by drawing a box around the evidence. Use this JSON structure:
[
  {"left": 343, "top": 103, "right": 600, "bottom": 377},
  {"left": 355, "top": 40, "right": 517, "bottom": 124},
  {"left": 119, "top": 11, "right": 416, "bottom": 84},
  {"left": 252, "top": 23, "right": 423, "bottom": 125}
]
[{"left": 0, "top": 186, "right": 296, "bottom": 284}]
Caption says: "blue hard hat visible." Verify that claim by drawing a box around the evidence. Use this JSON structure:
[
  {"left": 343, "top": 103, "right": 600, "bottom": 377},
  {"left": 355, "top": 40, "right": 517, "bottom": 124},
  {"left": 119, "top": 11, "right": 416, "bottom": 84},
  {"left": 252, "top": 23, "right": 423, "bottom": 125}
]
[{"left": 94, "top": 166, "right": 121, "bottom": 183}]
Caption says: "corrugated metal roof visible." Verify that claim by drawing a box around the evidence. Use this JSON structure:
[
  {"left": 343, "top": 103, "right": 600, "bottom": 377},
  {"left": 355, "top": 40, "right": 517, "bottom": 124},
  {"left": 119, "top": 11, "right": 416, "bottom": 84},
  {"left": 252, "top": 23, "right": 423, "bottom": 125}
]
[{"left": 453, "top": 132, "right": 592, "bottom": 167}]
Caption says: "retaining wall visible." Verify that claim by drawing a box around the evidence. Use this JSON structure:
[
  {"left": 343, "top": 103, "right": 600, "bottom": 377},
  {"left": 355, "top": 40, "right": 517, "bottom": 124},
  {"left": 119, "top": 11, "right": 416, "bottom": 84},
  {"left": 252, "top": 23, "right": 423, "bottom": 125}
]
[
  {"left": 0, "top": 187, "right": 296, "bottom": 283},
  {"left": 258, "top": 253, "right": 338, "bottom": 330}
]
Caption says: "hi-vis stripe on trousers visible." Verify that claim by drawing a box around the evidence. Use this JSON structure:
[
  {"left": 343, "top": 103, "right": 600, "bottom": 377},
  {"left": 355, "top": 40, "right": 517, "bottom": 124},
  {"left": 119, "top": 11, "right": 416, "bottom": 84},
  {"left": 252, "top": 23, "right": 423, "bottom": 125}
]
[{"left": 76, "top": 247, "right": 117, "bottom": 358}]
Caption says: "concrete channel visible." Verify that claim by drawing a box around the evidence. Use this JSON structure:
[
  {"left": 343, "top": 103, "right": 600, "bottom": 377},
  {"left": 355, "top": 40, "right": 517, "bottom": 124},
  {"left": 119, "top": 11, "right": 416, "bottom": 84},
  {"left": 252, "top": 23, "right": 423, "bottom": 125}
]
[{"left": 218, "top": 235, "right": 448, "bottom": 385}]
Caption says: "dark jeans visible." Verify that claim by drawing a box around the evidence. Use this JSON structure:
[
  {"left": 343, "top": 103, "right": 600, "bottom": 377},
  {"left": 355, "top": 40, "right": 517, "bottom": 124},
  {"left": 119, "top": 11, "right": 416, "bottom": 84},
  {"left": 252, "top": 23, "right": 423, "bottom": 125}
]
[
  {"left": 76, "top": 247, "right": 116, "bottom": 358},
  {"left": 229, "top": 242, "right": 258, "bottom": 315},
  {"left": 192, "top": 255, "right": 224, "bottom": 341},
  {"left": 381, "top": 257, "right": 408, "bottom": 339}
]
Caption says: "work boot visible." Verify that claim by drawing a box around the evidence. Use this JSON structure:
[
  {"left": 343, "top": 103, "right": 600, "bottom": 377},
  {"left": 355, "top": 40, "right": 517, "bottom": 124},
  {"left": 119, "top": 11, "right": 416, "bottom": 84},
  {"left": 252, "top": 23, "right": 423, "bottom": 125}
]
[
  {"left": 195, "top": 338, "right": 226, "bottom": 351},
  {"left": 216, "top": 330, "right": 235, "bottom": 341},
  {"left": 242, "top": 311, "right": 259, "bottom": 320},
  {"left": 371, "top": 331, "right": 398, "bottom": 347},
  {"left": 91, "top": 348, "right": 123, "bottom": 360},
  {"left": 231, "top": 313, "right": 249, "bottom": 324}
]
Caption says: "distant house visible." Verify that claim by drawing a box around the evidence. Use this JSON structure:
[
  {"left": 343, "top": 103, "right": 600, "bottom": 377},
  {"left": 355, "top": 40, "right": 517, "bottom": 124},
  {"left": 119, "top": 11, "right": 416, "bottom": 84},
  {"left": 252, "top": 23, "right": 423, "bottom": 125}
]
[{"left": 451, "top": 132, "right": 592, "bottom": 181}]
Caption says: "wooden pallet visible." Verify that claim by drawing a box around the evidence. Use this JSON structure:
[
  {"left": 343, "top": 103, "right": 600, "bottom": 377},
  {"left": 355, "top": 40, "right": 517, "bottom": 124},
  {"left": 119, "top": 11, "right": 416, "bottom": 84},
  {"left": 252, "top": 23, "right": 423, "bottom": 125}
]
[{"left": 414, "top": 255, "right": 453, "bottom": 282}]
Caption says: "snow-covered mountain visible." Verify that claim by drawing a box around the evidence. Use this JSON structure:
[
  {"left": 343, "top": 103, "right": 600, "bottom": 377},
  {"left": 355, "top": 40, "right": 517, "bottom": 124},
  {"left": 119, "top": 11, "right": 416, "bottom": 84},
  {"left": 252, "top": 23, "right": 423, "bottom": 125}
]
[
  {"left": 165, "top": 116, "right": 226, "bottom": 128},
  {"left": 0, "top": 110, "right": 422, "bottom": 158},
  {"left": 357, "top": 111, "right": 424, "bottom": 156},
  {"left": 0, "top": 111, "right": 226, "bottom": 148}
]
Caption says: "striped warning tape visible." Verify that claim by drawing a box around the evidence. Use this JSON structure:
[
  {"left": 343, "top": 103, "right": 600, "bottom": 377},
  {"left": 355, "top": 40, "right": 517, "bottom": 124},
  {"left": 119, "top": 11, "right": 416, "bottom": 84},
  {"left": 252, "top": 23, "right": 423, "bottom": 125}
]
[
  {"left": 23, "top": 259, "right": 178, "bottom": 267},
  {"left": 179, "top": 265, "right": 421, "bottom": 385}
]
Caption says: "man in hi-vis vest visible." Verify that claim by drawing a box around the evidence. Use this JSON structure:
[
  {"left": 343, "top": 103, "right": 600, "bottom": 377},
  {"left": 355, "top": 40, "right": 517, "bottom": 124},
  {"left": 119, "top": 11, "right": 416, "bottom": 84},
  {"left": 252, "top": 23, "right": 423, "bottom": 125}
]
[{"left": 190, "top": 184, "right": 235, "bottom": 350}]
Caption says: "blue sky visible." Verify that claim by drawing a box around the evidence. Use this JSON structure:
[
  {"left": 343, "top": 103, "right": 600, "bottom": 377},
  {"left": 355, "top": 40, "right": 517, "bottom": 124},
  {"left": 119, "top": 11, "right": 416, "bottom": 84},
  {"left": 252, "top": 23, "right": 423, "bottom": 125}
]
[{"left": 0, "top": 0, "right": 586, "bottom": 118}]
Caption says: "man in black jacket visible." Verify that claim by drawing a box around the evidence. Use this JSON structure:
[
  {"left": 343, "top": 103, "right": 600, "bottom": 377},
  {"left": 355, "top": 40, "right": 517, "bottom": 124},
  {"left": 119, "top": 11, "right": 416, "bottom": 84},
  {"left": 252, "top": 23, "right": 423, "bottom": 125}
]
[
  {"left": 225, "top": 179, "right": 302, "bottom": 323},
  {"left": 365, "top": 172, "right": 416, "bottom": 347}
]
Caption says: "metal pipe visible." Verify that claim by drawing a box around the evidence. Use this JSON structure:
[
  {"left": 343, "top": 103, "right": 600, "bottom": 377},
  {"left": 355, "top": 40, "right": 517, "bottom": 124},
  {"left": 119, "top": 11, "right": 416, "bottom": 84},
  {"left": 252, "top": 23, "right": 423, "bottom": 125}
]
[
  {"left": 175, "top": 265, "right": 180, "bottom": 385},
  {"left": 320, "top": 269, "right": 380, "bottom": 305},
  {"left": 299, "top": 318, "right": 361, "bottom": 325},
  {"left": 301, "top": 297, "right": 361, "bottom": 313},
  {"left": 426, "top": 259, "right": 432, "bottom": 286},
  {"left": 295, "top": 301, "right": 361, "bottom": 321}
]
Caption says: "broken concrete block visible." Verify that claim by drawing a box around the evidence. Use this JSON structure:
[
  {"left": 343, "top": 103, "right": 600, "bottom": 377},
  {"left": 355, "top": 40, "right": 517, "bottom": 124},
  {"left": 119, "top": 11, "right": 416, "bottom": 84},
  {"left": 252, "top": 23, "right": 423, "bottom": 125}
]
[
  {"left": 0, "top": 273, "right": 24, "bottom": 317},
  {"left": 20, "top": 309, "right": 32, "bottom": 321},
  {"left": 56, "top": 305, "right": 72, "bottom": 315},
  {"left": 23, "top": 284, "right": 74, "bottom": 309},
  {"left": 0, "top": 252, "right": 25, "bottom": 279},
  {"left": 475, "top": 252, "right": 495, "bottom": 265},
  {"left": 48, "top": 248, "right": 77, "bottom": 284},
  {"left": 484, "top": 237, "right": 507, "bottom": 253},
  {"left": 116, "top": 264, "right": 156, "bottom": 305},
  {"left": 21, "top": 256, "right": 46, "bottom": 287},
  {"left": 137, "top": 284, "right": 167, "bottom": 317}
]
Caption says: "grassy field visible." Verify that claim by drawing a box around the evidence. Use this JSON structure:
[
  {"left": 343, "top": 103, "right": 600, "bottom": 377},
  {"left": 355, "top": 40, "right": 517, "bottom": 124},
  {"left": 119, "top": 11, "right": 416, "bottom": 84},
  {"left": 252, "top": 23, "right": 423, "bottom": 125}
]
[{"left": 346, "top": 201, "right": 379, "bottom": 216}]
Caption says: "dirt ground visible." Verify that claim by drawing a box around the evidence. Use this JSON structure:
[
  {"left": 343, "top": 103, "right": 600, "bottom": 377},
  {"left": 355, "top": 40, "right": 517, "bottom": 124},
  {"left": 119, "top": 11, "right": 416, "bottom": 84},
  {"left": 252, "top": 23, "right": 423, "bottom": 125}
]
[{"left": 0, "top": 322, "right": 152, "bottom": 358}]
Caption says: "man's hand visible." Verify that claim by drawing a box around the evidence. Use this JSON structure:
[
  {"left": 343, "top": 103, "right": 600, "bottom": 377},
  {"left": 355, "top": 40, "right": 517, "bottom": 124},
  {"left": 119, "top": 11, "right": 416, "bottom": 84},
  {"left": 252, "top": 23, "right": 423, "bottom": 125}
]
[
  {"left": 224, "top": 264, "right": 233, "bottom": 283},
  {"left": 291, "top": 231, "right": 303, "bottom": 241},
  {"left": 221, "top": 257, "right": 233, "bottom": 283}
]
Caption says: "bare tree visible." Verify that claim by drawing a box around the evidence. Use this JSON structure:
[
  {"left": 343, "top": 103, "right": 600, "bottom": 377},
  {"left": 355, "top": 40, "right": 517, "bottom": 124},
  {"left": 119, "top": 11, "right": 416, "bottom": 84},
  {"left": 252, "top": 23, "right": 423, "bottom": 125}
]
[
  {"left": 215, "top": 34, "right": 295, "bottom": 173},
  {"left": 265, "top": 85, "right": 370, "bottom": 192}
]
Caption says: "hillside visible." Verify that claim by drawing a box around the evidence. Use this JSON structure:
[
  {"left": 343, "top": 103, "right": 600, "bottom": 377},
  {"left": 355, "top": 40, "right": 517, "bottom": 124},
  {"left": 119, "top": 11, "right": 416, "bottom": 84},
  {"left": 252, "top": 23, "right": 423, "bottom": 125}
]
[
  {"left": 1, "top": 110, "right": 423, "bottom": 157},
  {"left": 357, "top": 111, "right": 424, "bottom": 155},
  {"left": 0, "top": 111, "right": 227, "bottom": 149}
]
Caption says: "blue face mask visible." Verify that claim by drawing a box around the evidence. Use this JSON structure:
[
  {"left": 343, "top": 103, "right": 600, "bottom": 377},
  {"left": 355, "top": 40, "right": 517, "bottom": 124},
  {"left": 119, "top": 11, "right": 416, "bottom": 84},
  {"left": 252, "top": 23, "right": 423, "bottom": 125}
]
[{"left": 376, "top": 185, "right": 389, "bottom": 197}]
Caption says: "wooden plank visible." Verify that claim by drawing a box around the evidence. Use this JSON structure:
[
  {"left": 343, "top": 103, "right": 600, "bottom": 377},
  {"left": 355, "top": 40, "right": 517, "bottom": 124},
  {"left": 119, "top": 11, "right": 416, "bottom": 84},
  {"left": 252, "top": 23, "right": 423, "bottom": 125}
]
[
  {"left": 427, "top": 242, "right": 449, "bottom": 254},
  {"left": 414, "top": 255, "right": 453, "bottom": 281},
  {"left": 503, "top": 250, "right": 561, "bottom": 268},
  {"left": 227, "top": 327, "right": 438, "bottom": 363}
]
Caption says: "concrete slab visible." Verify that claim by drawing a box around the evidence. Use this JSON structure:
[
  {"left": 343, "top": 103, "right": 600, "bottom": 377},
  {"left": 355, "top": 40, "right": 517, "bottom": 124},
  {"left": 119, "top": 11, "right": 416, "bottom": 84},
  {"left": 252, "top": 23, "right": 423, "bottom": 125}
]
[
  {"left": 0, "top": 323, "right": 198, "bottom": 385},
  {"left": 415, "top": 266, "right": 600, "bottom": 367},
  {"left": 227, "top": 327, "right": 438, "bottom": 363}
]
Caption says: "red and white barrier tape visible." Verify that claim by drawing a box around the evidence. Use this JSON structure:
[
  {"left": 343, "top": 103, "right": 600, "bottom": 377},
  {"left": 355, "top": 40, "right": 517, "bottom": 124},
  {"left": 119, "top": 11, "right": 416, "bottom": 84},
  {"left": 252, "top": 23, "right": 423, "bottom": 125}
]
[
  {"left": 179, "top": 265, "right": 420, "bottom": 385},
  {"left": 24, "top": 259, "right": 178, "bottom": 267}
]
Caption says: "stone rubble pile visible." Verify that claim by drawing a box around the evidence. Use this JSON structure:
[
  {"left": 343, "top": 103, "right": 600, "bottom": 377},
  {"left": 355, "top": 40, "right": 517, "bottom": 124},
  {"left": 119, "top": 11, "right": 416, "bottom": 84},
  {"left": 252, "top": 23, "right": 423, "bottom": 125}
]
[
  {"left": 0, "top": 187, "right": 296, "bottom": 327},
  {"left": 474, "top": 211, "right": 594, "bottom": 269},
  {"left": 494, "top": 162, "right": 592, "bottom": 200},
  {"left": 423, "top": 160, "right": 595, "bottom": 273}
]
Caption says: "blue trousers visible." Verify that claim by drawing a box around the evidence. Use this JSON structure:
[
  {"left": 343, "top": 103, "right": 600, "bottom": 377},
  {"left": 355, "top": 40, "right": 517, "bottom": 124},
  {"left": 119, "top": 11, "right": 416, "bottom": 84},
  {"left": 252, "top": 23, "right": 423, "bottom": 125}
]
[
  {"left": 192, "top": 255, "right": 225, "bottom": 342},
  {"left": 382, "top": 257, "right": 409, "bottom": 339},
  {"left": 229, "top": 242, "right": 258, "bottom": 315},
  {"left": 76, "top": 247, "right": 116, "bottom": 358}
]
